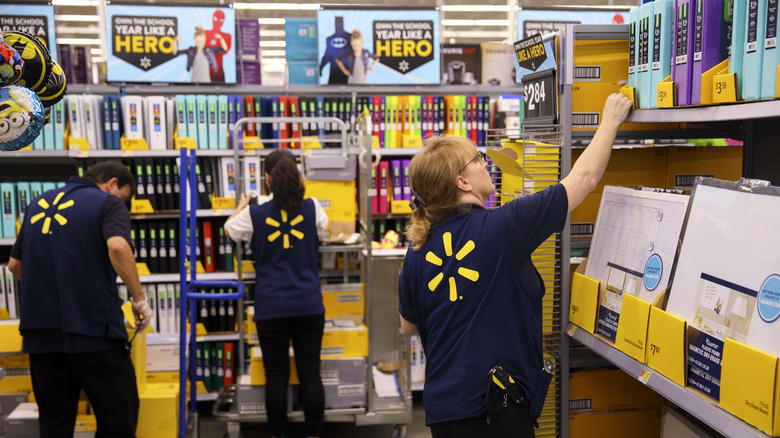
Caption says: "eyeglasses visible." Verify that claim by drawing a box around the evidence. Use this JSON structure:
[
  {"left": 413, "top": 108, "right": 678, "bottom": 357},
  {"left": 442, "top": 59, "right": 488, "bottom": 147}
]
[{"left": 459, "top": 151, "right": 487, "bottom": 173}]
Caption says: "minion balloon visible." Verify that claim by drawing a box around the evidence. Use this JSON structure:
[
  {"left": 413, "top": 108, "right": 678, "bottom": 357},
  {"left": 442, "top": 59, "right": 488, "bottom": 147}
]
[{"left": 0, "top": 85, "right": 45, "bottom": 151}]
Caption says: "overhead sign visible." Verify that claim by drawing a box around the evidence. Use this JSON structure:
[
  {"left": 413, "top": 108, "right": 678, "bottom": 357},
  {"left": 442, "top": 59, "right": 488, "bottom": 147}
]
[
  {"left": 0, "top": 4, "right": 57, "bottom": 62},
  {"left": 106, "top": 5, "right": 236, "bottom": 83},
  {"left": 317, "top": 8, "right": 440, "bottom": 85},
  {"left": 517, "top": 7, "right": 628, "bottom": 39}
]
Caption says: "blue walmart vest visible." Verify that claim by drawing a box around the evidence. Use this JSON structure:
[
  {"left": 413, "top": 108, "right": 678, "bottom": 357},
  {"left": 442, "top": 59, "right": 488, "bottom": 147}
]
[
  {"left": 19, "top": 178, "right": 126, "bottom": 340},
  {"left": 249, "top": 198, "right": 324, "bottom": 320}
]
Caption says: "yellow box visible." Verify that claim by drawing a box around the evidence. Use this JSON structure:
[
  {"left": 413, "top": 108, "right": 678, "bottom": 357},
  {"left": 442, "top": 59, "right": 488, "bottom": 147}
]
[
  {"left": 666, "top": 146, "right": 743, "bottom": 191},
  {"left": 569, "top": 408, "right": 662, "bottom": 438},
  {"left": 0, "top": 353, "right": 29, "bottom": 368},
  {"left": 321, "top": 324, "right": 368, "bottom": 358},
  {"left": 304, "top": 179, "right": 356, "bottom": 224},
  {"left": 657, "top": 76, "right": 676, "bottom": 107},
  {"left": 573, "top": 39, "right": 629, "bottom": 85},
  {"left": 569, "top": 368, "right": 663, "bottom": 412},
  {"left": 321, "top": 283, "right": 365, "bottom": 319},
  {"left": 137, "top": 383, "right": 179, "bottom": 438},
  {"left": 147, "top": 372, "right": 180, "bottom": 384},
  {"left": 74, "top": 414, "right": 97, "bottom": 433},
  {"left": 699, "top": 59, "right": 729, "bottom": 106},
  {"left": 244, "top": 320, "right": 259, "bottom": 345},
  {"left": 250, "top": 347, "right": 300, "bottom": 386},
  {"left": 572, "top": 82, "right": 679, "bottom": 131},
  {"left": 0, "top": 319, "right": 22, "bottom": 353},
  {"left": 720, "top": 338, "right": 780, "bottom": 435},
  {"left": 570, "top": 272, "right": 599, "bottom": 334},
  {"left": 128, "top": 327, "right": 147, "bottom": 394},
  {"left": 614, "top": 294, "right": 652, "bottom": 363},
  {"left": 646, "top": 307, "right": 686, "bottom": 387},
  {"left": 0, "top": 371, "right": 32, "bottom": 394}
]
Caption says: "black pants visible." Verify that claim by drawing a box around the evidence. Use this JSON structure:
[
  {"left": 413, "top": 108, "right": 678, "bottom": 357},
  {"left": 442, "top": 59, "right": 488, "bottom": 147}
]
[
  {"left": 257, "top": 314, "right": 325, "bottom": 438},
  {"left": 29, "top": 340, "right": 139, "bottom": 438},
  {"left": 430, "top": 405, "right": 535, "bottom": 438}
]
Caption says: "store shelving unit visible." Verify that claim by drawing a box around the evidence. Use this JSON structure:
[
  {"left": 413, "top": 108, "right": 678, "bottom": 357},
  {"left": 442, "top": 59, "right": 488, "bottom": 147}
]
[{"left": 559, "top": 23, "right": 780, "bottom": 438}]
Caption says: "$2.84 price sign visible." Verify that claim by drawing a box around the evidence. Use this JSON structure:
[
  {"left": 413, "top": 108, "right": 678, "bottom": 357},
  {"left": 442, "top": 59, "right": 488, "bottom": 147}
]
[{"left": 522, "top": 69, "right": 556, "bottom": 123}]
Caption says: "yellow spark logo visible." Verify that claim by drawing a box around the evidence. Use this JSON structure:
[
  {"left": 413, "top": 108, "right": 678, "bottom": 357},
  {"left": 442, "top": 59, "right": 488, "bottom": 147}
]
[
  {"left": 29, "top": 192, "right": 74, "bottom": 235},
  {"left": 266, "top": 210, "right": 305, "bottom": 249},
  {"left": 425, "top": 232, "right": 479, "bottom": 302}
]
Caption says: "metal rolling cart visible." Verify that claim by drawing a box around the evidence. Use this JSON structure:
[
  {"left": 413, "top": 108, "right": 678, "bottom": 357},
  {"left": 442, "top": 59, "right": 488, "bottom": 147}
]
[{"left": 211, "top": 112, "right": 411, "bottom": 438}]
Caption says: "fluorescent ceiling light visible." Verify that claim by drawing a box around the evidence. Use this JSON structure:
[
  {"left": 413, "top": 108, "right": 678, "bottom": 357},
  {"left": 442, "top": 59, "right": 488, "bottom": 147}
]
[
  {"left": 440, "top": 5, "right": 510, "bottom": 12},
  {"left": 261, "top": 50, "right": 286, "bottom": 57},
  {"left": 260, "top": 30, "right": 286, "bottom": 37},
  {"left": 55, "top": 15, "right": 101, "bottom": 22},
  {"left": 55, "top": 26, "right": 101, "bottom": 35},
  {"left": 90, "top": 48, "right": 103, "bottom": 54},
  {"left": 52, "top": 0, "right": 99, "bottom": 6},
  {"left": 257, "top": 18, "right": 286, "bottom": 25},
  {"left": 56, "top": 38, "right": 103, "bottom": 45},
  {"left": 233, "top": 3, "right": 320, "bottom": 10},
  {"left": 441, "top": 30, "right": 509, "bottom": 39},
  {"left": 442, "top": 19, "right": 510, "bottom": 27},
  {"left": 91, "top": 57, "right": 105, "bottom": 63},
  {"left": 260, "top": 41, "right": 286, "bottom": 47}
]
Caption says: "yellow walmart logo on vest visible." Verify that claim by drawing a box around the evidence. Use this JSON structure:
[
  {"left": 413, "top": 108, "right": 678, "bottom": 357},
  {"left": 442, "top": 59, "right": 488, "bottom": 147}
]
[
  {"left": 425, "top": 232, "right": 479, "bottom": 302},
  {"left": 266, "top": 210, "right": 304, "bottom": 249},
  {"left": 29, "top": 192, "right": 74, "bottom": 234}
]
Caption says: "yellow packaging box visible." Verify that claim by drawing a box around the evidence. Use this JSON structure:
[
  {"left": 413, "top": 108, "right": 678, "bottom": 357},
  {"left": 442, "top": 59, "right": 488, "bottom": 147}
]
[
  {"left": 147, "top": 371, "right": 180, "bottom": 384},
  {"left": 74, "top": 414, "right": 97, "bottom": 433},
  {"left": 0, "top": 353, "right": 29, "bottom": 368},
  {"left": 569, "top": 368, "right": 663, "bottom": 412},
  {"left": 250, "top": 346, "right": 300, "bottom": 386},
  {"left": 666, "top": 146, "right": 743, "bottom": 191},
  {"left": 646, "top": 307, "right": 686, "bottom": 387},
  {"left": 321, "top": 324, "right": 368, "bottom": 358},
  {"left": 304, "top": 179, "right": 356, "bottom": 224},
  {"left": 321, "top": 283, "right": 365, "bottom": 319},
  {"left": 0, "top": 369, "right": 32, "bottom": 394},
  {"left": 720, "top": 339, "right": 780, "bottom": 435},
  {"left": 569, "top": 408, "right": 662, "bottom": 438},
  {"left": 570, "top": 272, "right": 599, "bottom": 334},
  {"left": 0, "top": 319, "right": 22, "bottom": 353},
  {"left": 573, "top": 39, "right": 629, "bottom": 85},
  {"left": 572, "top": 82, "right": 678, "bottom": 131},
  {"left": 137, "top": 383, "right": 179, "bottom": 438},
  {"left": 614, "top": 293, "right": 652, "bottom": 363},
  {"left": 127, "top": 327, "right": 147, "bottom": 394}
]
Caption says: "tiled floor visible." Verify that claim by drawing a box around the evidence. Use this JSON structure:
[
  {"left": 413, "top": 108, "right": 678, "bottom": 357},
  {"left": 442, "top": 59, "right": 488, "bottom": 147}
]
[{"left": 199, "top": 392, "right": 430, "bottom": 438}]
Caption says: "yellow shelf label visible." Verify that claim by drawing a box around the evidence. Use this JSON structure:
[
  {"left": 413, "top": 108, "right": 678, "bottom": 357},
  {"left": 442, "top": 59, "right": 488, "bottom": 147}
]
[
  {"left": 130, "top": 198, "right": 155, "bottom": 214},
  {"left": 120, "top": 137, "right": 150, "bottom": 150},
  {"left": 713, "top": 72, "right": 738, "bottom": 104},
  {"left": 212, "top": 197, "right": 236, "bottom": 209},
  {"left": 639, "top": 369, "right": 652, "bottom": 385},
  {"left": 136, "top": 263, "right": 151, "bottom": 276}
]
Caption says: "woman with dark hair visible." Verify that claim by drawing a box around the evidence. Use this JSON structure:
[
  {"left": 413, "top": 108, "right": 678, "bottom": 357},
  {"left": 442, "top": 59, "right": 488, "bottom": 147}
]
[{"left": 225, "top": 149, "right": 328, "bottom": 438}]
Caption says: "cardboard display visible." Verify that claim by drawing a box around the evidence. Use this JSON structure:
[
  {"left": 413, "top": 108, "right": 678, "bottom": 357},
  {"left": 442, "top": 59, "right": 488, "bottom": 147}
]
[
  {"left": 646, "top": 306, "right": 687, "bottom": 387},
  {"left": 570, "top": 272, "right": 599, "bottom": 334},
  {"left": 614, "top": 294, "right": 653, "bottom": 362}
]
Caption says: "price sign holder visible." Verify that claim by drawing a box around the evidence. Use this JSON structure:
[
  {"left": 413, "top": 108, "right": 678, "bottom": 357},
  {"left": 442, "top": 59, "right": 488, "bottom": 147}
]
[{"left": 522, "top": 68, "right": 557, "bottom": 125}]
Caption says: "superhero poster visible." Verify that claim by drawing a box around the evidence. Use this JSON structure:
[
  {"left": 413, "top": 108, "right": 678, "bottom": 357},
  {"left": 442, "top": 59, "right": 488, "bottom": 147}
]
[
  {"left": 0, "top": 4, "right": 58, "bottom": 62},
  {"left": 105, "top": 5, "right": 235, "bottom": 83},
  {"left": 317, "top": 8, "right": 440, "bottom": 85}
]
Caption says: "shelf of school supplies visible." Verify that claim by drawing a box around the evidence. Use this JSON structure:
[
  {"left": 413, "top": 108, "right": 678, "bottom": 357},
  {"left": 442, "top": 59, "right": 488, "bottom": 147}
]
[
  {"left": 68, "top": 83, "right": 525, "bottom": 97},
  {"left": 568, "top": 324, "right": 770, "bottom": 438},
  {"left": 196, "top": 333, "right": 241, "bottom": 343},
  {"left": 0, "top": 150, "right": 68, "bottom": 158},
  {"left": 131, "top": 209, "right": 235, "bottom": 220},
  {"left": 626, "top": 99, "right": 780, "bottom": 124},
  {"left": 117, "top": 272, "right": 239, "bottom": 284}
]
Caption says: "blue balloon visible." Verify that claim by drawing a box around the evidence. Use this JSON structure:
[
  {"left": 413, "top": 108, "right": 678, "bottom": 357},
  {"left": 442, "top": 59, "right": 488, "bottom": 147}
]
[{"left": 0, "top": 85, "right": 45, "bottom": 151}]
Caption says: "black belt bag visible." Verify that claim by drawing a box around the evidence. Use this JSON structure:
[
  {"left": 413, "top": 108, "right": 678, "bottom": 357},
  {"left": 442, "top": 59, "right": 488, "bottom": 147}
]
[{"left": 485, "top": 366, "right": 537, "bottom": 431}]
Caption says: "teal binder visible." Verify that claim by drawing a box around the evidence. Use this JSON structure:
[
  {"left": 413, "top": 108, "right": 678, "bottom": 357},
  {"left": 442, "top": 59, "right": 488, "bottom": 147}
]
[
  {"left": 639, "top": 2, "right": 655, "bottom": 108},
  {"left": 652, "top": 0, "right": 675, "bottom": 108},
  {"left": 742, "top": 0, "right": 767, "bottom": 100},
  {"left": 761, "top": 0, "right": 780, "bottom": 98}
]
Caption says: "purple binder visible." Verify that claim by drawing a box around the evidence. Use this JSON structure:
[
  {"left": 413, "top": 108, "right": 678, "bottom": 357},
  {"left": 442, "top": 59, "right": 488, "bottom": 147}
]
[
  {"left": 673, "top": 0, "right": 697, "bottom": 106},
  {"left": 690, "top": 0, "right": 729, "bottom": 105}
]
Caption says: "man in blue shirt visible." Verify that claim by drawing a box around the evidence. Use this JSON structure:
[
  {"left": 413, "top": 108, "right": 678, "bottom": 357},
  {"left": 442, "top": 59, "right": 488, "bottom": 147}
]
[
  {"left": 399, "top": 94, "right": 632, "bottom": 437},
  {"left": 8, "top": 161, "right": 152, "bottom": 437}
]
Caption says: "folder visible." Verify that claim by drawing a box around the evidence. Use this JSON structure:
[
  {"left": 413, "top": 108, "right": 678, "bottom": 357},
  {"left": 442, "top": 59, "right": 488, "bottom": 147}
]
[
  {"left": 122, "top": 95, "right": 144, "bottom": 140},
  {"left": 144, "top": 158, "right": 157, "bottom": 209},
  {"left": 1, "top": 183, "right": 17, "bottom": 238},
  {"left": 651, "top": 0, "right": 675, "bottom": 108},
  {"left": 217, "top": 95, "right": 228, "bottom": 149},
  {"left": 212, "top": 343, "right": 223, "bottom": 389},
  {"left": 175, "top": 95, "right": 188, "bottom": 139},
  {"left": 253, "top": 96, "right": 263, "bottom": 141},
  {"left": 196, "top": 95, "right": 207, "bottom": 149},
  {"left": 638, "top": 2, "right": 654, "bottom": 108},
  {"left": 186, "top": 95, "right": 198, "bottom": 146},
  {"left": 67, "top": 95, "right": 84, "bottom": 142},
  {"left": 154, "top": 160, "right": 166, "bottom": 211},
  {"left": 690, "top": 0, "right": 730, "bottom": 105},
  {"left": 14, "top": 182, "right": 29, "bottom": 224},
  {"left": 391, "top": 160, "right": 402, "bottom": 202},
  {"left": 316, "top": 95, "right": 326, "bottom": 139},
  {"left": 103, "top": 95, "right": 114, "bottom": 150},
  {"left": 221, "top": 227, "right": 234, "bottom": 272},
  {"left": 370, "top": 167, "right": 378, "bottom": 214},
  {"left": 203, "top": 221, "right": 215, "bottom": 273},
  {"left": 220, "top": 158, "right": 237, "bottom": 199},
  {"left": 243, "top": 155, "right": 262, "bottom": 197},
  {"left": 162, "top": 161, "right": 175, "bottom": 210},
  {"left": 730, "top": 0, "right": 747, "bottom": 82},
  {"left": 158, "top": 224, "right": 169, "bottom": 274},
  {"left": 673, "top": 0, "right": 697, "bottom": 106},
  {"left": 629, "top": 7, "right": 639, "bottom": 90},
  {"left": 378, "top": 160, "right": 389, "bottom": 215},
  {"left": 137, "top": 224, "right": 149, "bottom": 267},
  {"left": 402, "top": 159, "right": 411, "bottom": 201},
  {"left": 761, "top": 0, "right": 780, "bottom": 98},
  {"left": 742, "top": 0, "right": 766, "bottom": 100},
  {"left": 202, "top": 158, "right": 216, "bottom": 207},
  {"left": 168, "top": 221, "right": 179, "bottom": 272},
  {"left": 166, "top": 98, "right": 174, "bottom": 148},
  {"left": 226, "top": 291, "right": 235, "bottom": 331},
  {"left": 224, "top": 342, "right": 235, "bottom": 385},
  {"left": 148, "top": 227, "right": 160, "bottom": 274},
  {"left": 167, "top": 283, "right": 177, "bottom": 332},
  {"left": 278, "top": 95, "right": 289, "bottom": 148},
  {"left": 52, "top": 100, "right": 65, "bottom": 151},
  {"left": 147, "top": 96, "right": 167, "bottom": 150},
  {"left": 30, "top": 182, "right": 42, "bottom": 201},
  {"left": 83, "top": 96, "right": 100, "bottom": 149},
  {"left": 157, "top": 284, "right": 169, "bottom": 333},
  {"left": 195, "top": 162, "right": 211, "bottom": 209},
  {"left": 289, "top": 96, "right": 300, "bottom": 148},
  {"left": 110, "top": 96, "right": 121, "bottom": 149},
  {"left": 217, "top": 226, "right": 227, "bottom": 271},
  {"left": 243, "top": 96, "right": 256, "bottom": 138},
  {"left": 217, "top": 291, "right": 227, "bottom": 332}
]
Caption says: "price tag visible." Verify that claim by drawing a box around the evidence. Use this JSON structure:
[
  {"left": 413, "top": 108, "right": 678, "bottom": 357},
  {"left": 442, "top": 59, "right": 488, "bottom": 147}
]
[
  {"left": 120, "top": 137, "right": 149, "bottom": 150},
  {"left": 639, "top": 369, "right": 652, "bottom": 385},
  {"left": 131, "top": 198, "right": 155, "bottom": 214},
  {"left": 212, "top": 197, "right": 236, "bottom": 209},
  {"left": 657, "top": 80, "right": 676, "bottom": 108},
  {"left": 135, "top": 263, "right": 151, "bottom": 276},
  {"left": 122, "top": 149, "right": 134, "bottom": 157},
  {"left": 713, "top": 73, "right": 738, "bottom": 103},
  {"left": 566, "top": 323, "right": 577, "bottom": 337},
  {"left": 77, "top": 150, "right": 89, "bottom": 158},
  {"left": 522, "top": 68, "right": 557, "bottom": 124}
]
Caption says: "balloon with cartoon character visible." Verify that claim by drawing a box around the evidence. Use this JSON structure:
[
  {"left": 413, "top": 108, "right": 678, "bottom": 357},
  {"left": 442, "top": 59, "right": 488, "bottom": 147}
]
[
  {"left": 3, "top": 30, "right": 52, "bottom": 93},
  {"left": 0, "top": 84, "right": 45, "bottom": 151},
  {"left": 36, "top": 60, "right": 67, "bottom": 108},
  {"left": 0, "top": 42, "right": 24, "bottom": 86}
]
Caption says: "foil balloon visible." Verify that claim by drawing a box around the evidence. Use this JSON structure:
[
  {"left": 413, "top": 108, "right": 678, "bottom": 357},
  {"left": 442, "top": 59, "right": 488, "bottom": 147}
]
[
  {"left": 0, "top": 85, "right": 46, "bottom": 152},
  {"left": 36, "top": 60, "right": 67, "bottom": 108},
  {"left": 0, "top": 42, "right": 24, "bottom": 86},
  {"left": 3, "top": 31, "right": 52, "bottom": 93}
]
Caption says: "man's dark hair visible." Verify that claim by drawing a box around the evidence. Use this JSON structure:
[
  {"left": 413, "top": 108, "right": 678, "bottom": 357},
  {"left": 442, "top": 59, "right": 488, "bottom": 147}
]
[{"left": 83, "top": 160, "right": 136, "bottom": 197}]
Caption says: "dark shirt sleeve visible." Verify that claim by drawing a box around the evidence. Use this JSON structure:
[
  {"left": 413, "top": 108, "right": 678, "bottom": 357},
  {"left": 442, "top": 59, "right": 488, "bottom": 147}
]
[
  {"left": 397, "top": 254, "right": 417, "bottom": 324},
  {"left": 366, "top": 49, "right": 378, "bottom": 61},
  {"left": 10, "top": 226, "right": 23, "bottom": 259},
  {"left": 501, "top": 183, "right": 568, "bottom": 258},
  {"left": 101, "top": 195, "right": 132, "bottom": 246}
]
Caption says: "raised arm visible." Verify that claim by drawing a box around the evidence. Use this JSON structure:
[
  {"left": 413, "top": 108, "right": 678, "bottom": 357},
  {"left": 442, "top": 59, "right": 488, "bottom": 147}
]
[{"left": 560, "top": 93, "right": 632, "bottom": 213}]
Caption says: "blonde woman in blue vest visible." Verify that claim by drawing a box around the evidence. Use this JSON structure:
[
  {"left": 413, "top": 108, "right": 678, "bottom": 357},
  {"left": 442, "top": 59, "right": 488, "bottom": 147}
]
[{"left": 225, "top": 149, "right": 328, "bottom": 438}]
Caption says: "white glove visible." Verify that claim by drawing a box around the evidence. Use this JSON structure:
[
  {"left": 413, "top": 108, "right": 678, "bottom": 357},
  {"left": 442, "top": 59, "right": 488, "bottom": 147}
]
[{"left": 131, "top": 298, "right": 153, "bottom": 331}]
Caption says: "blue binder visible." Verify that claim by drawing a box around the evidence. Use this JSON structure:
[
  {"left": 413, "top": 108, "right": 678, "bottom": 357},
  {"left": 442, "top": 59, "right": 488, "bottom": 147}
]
[
  {"left": 761, "top": 0, "right": 780, "bottom": 98},
  {"left": 742, "top": 0, "right": 767, "bottom": 100},
  {"left": 652, "top": 0, "right": 675, "bottom": 108}
]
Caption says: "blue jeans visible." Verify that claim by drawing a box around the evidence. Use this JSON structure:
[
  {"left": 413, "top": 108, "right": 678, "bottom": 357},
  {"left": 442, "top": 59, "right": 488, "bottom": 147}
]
[{"left": 257, "top": 314, "right": 325, "bottom": 437}]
